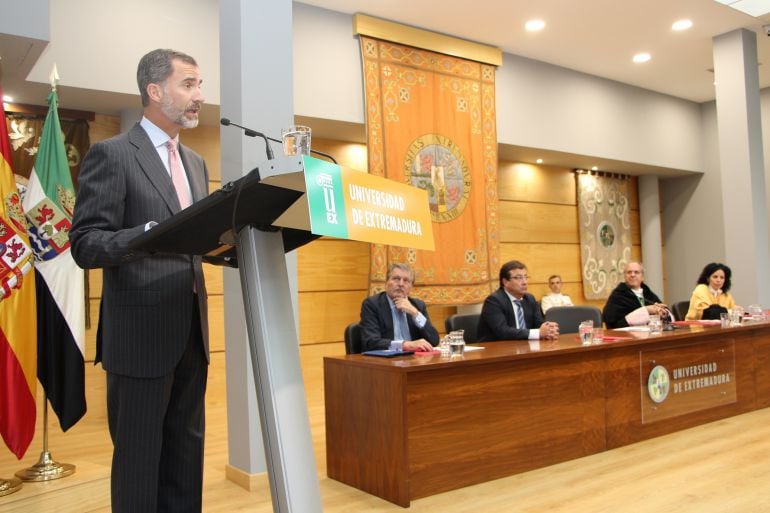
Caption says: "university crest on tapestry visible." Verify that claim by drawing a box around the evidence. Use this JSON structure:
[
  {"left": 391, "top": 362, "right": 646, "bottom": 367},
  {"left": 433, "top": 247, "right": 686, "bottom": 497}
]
[{"left": 359, "top": 33, "right": 499, "bottom": 304}]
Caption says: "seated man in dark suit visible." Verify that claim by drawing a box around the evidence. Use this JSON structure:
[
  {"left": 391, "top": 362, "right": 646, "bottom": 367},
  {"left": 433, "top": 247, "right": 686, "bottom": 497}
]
[
  {"left": 477, "top": 260, "right": 560, "bottom": 341},
  {"left": 602, "top": 261, "right": 669, "bottom": 328},
  {"left": 360, "top": 263, "right": 439, "bottom": 352}
]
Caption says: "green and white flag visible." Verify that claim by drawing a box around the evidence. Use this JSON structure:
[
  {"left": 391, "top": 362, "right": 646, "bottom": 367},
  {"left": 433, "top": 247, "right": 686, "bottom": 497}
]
[{"left": 22, "top": 88, "right": 86, "bottom": 430}]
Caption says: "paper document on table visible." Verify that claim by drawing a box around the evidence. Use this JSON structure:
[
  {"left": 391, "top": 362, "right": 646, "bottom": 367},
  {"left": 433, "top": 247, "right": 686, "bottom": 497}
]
[
  {"left": 613, "top": 326, "right": 650, "bottom": 332},
  {"left": 463, "top": 345, "right": 485, "bottom": 351}
]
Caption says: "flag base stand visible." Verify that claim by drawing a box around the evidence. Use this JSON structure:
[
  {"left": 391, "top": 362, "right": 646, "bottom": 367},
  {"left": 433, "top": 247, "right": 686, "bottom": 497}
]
[
  {"left": 15, "top": 394, "right": 76, "bottom": 482},
  {"left": 0, "top": 477, "right": 23, "bottom": 497},
  {"left": 15, "top": 451, "right": 75, "bottom": 482}
]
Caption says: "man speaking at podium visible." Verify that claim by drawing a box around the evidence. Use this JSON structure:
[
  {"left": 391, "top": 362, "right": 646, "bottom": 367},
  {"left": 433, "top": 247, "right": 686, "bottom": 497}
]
[{"left": 71, "top": 49, "right": 210, "bottom": 513}]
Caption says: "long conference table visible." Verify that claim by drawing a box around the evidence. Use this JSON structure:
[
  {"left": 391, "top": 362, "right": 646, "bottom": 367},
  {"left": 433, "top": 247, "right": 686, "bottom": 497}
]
[{"left": 324, "top": 320, "right": 770, "bottom": 507}]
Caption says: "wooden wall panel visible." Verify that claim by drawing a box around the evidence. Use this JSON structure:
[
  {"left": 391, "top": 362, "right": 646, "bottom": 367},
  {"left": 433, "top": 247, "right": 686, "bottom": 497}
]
[
  {"left": 499, "top": 202, "right": 579, "bottom": 243},
  {"left": 299, "top": 290, "right": 368, "bottom": 344},
  {"left": 498, "top": 162, "right": 576, "bottom": 205},
  {"left": 208, "top": 295, "right": 225, "bottom": 353},
  {"left": 88, "top": 114, "right": 121, "bottom": 144},
  {"left": 312, "top": 138, "right": 368, "bottom": 172},
  {"left": 500, "top": 243, "right": 582, "bottom": 283},
  {"left": 181, "top": 125, "right": 221, "bottom": 181},
  {"left": 203, "top": 264, "right": 224, "bottom": 295},
  {"left": 297, "top": 239, "right": 370, "bottom": 292},
  {"left": 87, "top": 269, "right": 102, "bottom": 299},
  {"left": 429, "top": 305, "right": 459, "bottom": 335}
]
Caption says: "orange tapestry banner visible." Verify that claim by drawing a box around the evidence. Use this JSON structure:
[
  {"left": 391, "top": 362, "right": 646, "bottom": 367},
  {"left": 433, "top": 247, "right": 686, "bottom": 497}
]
[{"left": 360, "top": 36, "right": 499, "bottom": 304}]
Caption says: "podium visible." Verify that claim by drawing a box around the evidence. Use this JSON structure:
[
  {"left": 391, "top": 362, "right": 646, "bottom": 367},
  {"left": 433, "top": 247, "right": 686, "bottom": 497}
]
[{"left": 130, "top": 156, "right": 322, "bottom": 512}]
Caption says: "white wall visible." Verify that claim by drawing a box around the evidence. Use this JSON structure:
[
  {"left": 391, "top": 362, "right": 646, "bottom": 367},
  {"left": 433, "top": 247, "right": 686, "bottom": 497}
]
[
  {"left": 27, "top": 0, "right": 220, "bottom": 100},
  {"left": 0, "top": 0, "right": 48, "bottom": 40},
  {"left": 496, "top": 53, "right": 702, "bottom": 172},
  {"left": 661, "top": 101, "right": 726, "bottom": 303},
  {"left": 293, "top": 3, "right": 364, "bottom": 124}
]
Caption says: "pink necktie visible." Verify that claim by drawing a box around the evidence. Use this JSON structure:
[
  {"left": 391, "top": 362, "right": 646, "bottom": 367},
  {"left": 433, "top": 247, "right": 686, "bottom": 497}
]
[{"left": 166, "top": 139, "right": 191, "bottom": 209}]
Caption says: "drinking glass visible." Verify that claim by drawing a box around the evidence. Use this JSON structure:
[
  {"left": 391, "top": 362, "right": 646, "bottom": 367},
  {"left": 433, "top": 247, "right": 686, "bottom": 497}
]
[
  {"left": 648, "top": 315, "right": 662, "bottom": 334},
  {"left": 731, "top": 307, "right": 743, "bottom": 327},
  {"left": 449, "top": 330, "right": 465, "bottom": 357},
  {"left": 281, "top": 125, "right": 311, "bottom": 156},
  {"left": 579, "top": 320, "right": 594, "bottom": 345},
  {"left": 720, "top": 312, "right": 730, "bottom": 328}
]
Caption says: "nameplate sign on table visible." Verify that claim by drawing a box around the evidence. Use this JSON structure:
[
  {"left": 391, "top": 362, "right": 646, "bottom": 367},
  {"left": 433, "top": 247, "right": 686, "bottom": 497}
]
[{"left": 640, "top": 339, "right": 737, "bottom": 424}]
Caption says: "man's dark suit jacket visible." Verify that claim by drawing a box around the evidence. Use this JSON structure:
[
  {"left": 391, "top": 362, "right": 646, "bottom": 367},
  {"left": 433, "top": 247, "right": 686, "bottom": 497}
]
[
  {"left": 602, "top": 282, "right": 662, "bottom": 329},
  {"left": 70, "top": 123, "right": 209, "bottom": 378},
  {"left": 477, "top": 288, "right": 544, "bottom": 341},
  {"left": 360, "top": 292, "right": 440, "bottom": 351}
]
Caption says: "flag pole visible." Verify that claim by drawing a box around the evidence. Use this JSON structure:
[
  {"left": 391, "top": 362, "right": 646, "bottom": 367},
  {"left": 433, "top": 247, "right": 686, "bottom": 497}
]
[
  {"left": 15, "top": 392, "right": 75, "bottom": 481},
  {"left": 15, "top": 64, "right": 78, "bottom": 482},
  {"left": 0, "top": 477, "right": 23, "bottom": 497}
]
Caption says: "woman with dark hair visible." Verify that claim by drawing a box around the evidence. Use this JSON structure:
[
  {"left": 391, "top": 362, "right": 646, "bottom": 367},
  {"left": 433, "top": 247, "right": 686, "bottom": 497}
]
[{"left": 685, "top": 262, "right": 736, "bottom": 320}]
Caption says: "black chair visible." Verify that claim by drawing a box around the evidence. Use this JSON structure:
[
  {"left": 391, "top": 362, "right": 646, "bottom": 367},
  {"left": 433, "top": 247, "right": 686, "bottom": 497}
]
[
  {"left": 544, "top": 306, "right": 602, "bottom": 334},
  {"left": 670, "top": 300, "right": 690, "bottom": 321},
  {"left": 444, "top": 313, "right": 481, "bottom": 343},
  {"left": 344, "top": 322, "right": 363, "bottom": 354}
]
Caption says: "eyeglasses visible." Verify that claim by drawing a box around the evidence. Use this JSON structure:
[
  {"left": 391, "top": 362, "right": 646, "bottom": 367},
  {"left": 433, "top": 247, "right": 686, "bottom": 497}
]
[{"left": 508, "top": 274, "right": 529, "bottom": 281}]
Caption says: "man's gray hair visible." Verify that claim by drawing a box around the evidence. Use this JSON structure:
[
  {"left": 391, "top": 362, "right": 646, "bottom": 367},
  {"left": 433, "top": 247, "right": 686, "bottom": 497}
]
[
  {"left": 625, "top": 261, "right": 644, "bottom": 273},
  {"left": 387, "top": 263, "right": 415, "bottom": 282},
  {"left": 137, "top": 49, "right": 197, "bottom": 107}
]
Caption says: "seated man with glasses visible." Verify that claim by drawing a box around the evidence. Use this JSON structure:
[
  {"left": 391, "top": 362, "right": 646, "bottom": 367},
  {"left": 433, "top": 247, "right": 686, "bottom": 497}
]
[
  {"left": 477, "top": 260, "right": 560, "bottom": 341},
  {"left": 602, "top": 261, "right": 669, "bottom": 329},
  {"left": 360, "top": 263, "right": 439, "bottom": 352}
]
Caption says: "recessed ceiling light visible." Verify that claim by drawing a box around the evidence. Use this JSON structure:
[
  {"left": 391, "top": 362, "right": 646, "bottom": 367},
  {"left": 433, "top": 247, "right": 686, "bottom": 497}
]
[
  {"left": 2, "top": 95, "right": 12, "bottom": 102},
  {"left": 536, "top": 158, "right": 543, "bottom": 164},
  {"left": 525, "top": 19, "right": 546, "bottom": 32},
  {"left": 591, "top": 166, "right": 599, "bottom": 171},
  {"left": 633, "top": 52, "right": 651, "bottom": 63},
  {"left": 672, "top": 19, "right": 693, "bottom": 31}
]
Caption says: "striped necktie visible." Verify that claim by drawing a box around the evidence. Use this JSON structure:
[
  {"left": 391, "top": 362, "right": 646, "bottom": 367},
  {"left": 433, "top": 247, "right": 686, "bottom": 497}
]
[
  {"left": 514, "top": 299, "right": 527, "bottom": 330},
  {"left": 393, "top": 307, "right": 410, "bottom": 341},
  {"left": 166, "top": 139, "right": 191, "bottom": 209}
]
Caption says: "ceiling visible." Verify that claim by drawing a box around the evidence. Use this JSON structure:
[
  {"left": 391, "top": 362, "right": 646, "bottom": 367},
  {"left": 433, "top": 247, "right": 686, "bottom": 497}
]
[
  {"left": 1, "top": 1, "right": 769, "bottom": 176},
  {"left": 301, "top": 0, "right": 770, "bottom": 103}
]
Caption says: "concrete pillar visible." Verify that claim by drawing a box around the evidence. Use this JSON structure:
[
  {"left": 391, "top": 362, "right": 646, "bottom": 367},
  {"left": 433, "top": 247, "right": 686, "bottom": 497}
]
[{"left": 713, "top": 29, "right": 770, "bottom": 305}]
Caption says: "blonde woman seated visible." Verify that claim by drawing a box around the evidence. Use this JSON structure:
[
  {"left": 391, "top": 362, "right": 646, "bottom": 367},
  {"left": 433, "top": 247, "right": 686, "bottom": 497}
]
[{"left": 685, "top": 262, "right": 736, "bottom": 320}]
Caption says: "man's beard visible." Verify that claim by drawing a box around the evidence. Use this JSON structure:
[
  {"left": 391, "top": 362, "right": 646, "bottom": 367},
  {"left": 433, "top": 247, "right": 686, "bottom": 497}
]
[{"left": 160, "top": 94, "right": 199, "bottom": 129}]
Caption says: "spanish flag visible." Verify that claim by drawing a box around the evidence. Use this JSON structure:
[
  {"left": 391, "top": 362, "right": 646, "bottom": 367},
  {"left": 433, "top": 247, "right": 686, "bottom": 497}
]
[{"left": 0, "top": 84, "right": 38, "bottom": 459}]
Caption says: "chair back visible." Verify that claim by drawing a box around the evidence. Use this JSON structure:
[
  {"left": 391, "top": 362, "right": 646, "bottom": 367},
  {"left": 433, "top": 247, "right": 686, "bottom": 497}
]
[
  {"left": 344, "top": 323, "right": 363, "bottom": 354},
  {"left": 671, "top": 301, "right": 690, "bottom": 321},
  {"left": 544, "top": 306, "right": 602, "bottom": 334},
  {"left": 444, "top": 314, "right": 481, "bottom": 343}
]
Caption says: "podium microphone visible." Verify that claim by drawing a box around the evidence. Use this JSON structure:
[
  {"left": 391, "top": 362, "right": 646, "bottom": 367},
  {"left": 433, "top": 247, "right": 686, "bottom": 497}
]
[
  {"left": 220, "top": 117, "right": 274, "bottom": 160},
  {"left": 220, "top": 118, "right": 338, "bottom": 165}
]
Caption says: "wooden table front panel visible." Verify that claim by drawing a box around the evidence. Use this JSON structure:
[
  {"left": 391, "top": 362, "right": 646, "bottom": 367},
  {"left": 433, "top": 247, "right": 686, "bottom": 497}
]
[
  {"left": 405, "top": 352, "right": 606, "bottom": 500},
  {"left": 324, "top": 359, "right": 410, "bottom": 506},
  {"left": 604, "top": 330, "right": 757, "bottom": 448},
  {"left": 324, "top": 322, "right": 770, "bottom": 506}
]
